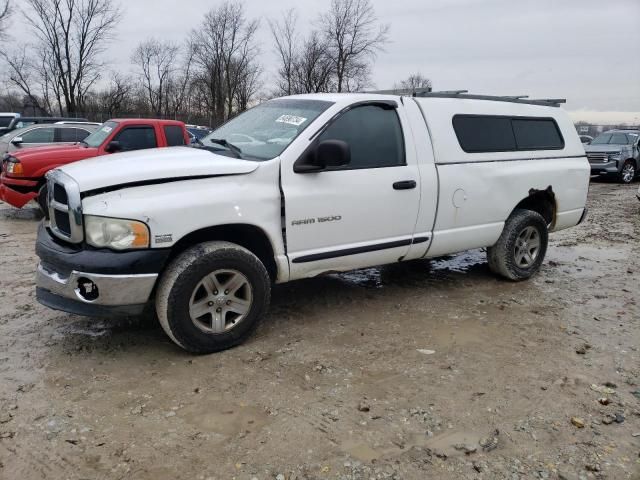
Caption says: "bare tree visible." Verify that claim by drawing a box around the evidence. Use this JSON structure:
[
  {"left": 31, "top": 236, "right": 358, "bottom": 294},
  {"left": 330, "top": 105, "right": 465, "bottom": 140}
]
[
  {"left": 293, "top": 32, "right": 335, "bottom": 94},
  {"left": 395, "top": 72, "right": 432, "bottom": 92},
  {"left": 22, "top": 0, "right": 122, "bottom": 114},
  {"left": 269, "top": 9, "right": 298, "bottom": 96},
  {"left": 192, "top": 1, "right": 261, "bottom": 126},
  {"left": 132, "top": 38, "right": 180, "bottom": 116},
  {"left": 0, "top": 0, "right": 12, "bottom": 39},
  {"left": 94, "top": 73, "right": 134, "bottom": 117},
  {"left": 270, "top": 9, "right": 335, "bottom": 95},
  {"left": 2, "top": 48, "right": 51, "bottom": 114},
  {"left": 234, "top": 61, "right": 261, "bottom": 112},
  {"left": 319, "top": 0, "right": 389, "bottom": 92}
]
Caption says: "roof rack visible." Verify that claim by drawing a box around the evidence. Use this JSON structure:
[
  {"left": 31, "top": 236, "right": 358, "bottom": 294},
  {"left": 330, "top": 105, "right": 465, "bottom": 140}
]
[
  {"left": 414, "top": 91, "right": 566, "bottom": 107},
  {"left": 365, "top": 87, "right": 433, "bottom": 96},
  {"left": 364, "top": 88, "right": 566, "bottom": 107}
]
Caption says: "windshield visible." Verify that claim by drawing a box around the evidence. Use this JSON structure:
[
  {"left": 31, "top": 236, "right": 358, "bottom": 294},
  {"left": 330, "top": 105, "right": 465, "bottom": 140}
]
[
  {"left": 591, "top": 132, "right": 637, "bottom": 145},
  {"left": 83, "top": 121, "right": 115, "bottom": 147},
  {"left": 201, "top": 99, "right": 334, "bottom": 160}
]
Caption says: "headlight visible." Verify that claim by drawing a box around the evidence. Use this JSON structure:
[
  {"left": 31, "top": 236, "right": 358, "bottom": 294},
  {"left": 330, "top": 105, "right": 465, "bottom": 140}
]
[
  {"left": 608, "top": 153, "right": 621, "bottom": 161},
  {"left": 5, "top": 160, "right": 23, "bottom": 176},
  {"left": 85, "top": 215, "right": 150, "bottom": 250}
]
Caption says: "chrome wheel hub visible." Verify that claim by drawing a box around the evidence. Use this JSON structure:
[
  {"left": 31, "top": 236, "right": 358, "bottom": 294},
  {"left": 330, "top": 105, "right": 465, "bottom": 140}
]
[
  {"left": 622, "top": 164, "right": 635, "bottom": 183},
  {"left": 189, "top": 269, "right": 253, "bottom": 333},
  {"left": 514, "top": 226, "right": 541, "bottom": 268}
]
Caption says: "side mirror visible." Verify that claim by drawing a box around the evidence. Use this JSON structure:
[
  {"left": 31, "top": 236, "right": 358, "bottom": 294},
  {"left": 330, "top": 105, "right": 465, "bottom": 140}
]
[
  {"left": 294, "top": 139, "right": 351, "bottom": 173},
  {"left": 105, "top": 140, "right": 122, "bottom": 153},
  {"left": 11, "top": 136, "right": 23, "bottom": 145}
]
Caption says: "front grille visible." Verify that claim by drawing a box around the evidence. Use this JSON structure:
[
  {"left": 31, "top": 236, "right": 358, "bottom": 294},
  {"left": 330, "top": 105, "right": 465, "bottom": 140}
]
[
  {"left": 587, "top": 153, "right": 609, "bottom": 164},
  {"left": 53, "top": 210, "right": 71, "bottom": 236},
  {"left": 53, "top": 183, "right": 68, "bottom": 204},
  {"left": 47, "top": 170, "right": 83, "bottom": 243}
]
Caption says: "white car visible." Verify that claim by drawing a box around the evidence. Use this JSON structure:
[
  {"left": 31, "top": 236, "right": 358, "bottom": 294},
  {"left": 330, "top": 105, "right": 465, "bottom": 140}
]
[
  {"left": 0, "top": 112, "right": 20, "bottom": 135},
  {"left": 35, "top": 92, "right": 590, "bottom": 353}
]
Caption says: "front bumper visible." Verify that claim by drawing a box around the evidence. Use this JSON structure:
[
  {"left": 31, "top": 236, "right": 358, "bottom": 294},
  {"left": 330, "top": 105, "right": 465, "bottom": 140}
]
[
  {"left": 589, "top": 160, "right": 620, "bottom": 175},
  {"left": 0, "top": 174, "right": 39, "bottom": 208},
  {"left": 35, "top": 223, "right": 170, "bottom": 317}
]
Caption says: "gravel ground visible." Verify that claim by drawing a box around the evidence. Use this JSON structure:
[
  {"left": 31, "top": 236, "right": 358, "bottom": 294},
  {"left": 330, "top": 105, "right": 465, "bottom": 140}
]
[{"left": 0, "top": 181, "right": 638, "bottom": 480}]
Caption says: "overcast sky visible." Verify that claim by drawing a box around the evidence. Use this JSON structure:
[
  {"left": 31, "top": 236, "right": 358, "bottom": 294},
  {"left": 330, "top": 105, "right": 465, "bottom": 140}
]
[{"left": 16, "top": 0, "right": 640, "bottom": 123}]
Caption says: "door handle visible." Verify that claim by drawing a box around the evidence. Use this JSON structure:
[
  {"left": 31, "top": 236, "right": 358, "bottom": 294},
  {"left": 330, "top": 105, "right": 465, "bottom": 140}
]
[{"left": 393, "top": 180, "right": 417, "bottom": 190}]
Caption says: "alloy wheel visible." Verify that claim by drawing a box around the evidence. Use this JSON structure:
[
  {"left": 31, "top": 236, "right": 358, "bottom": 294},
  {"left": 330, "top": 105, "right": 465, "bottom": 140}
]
[{"left": 188, "top": 269, "right": 253, "bottom": 333}]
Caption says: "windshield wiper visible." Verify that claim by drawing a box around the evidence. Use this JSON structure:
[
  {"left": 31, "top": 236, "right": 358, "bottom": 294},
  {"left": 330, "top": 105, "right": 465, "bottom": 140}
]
[{"left": 208, "top": 138, "right": 242, "bottom": 158}]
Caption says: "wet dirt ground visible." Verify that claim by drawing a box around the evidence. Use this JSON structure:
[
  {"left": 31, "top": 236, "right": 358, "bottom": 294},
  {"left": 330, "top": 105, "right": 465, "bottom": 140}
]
[{"left": 0, "top": 181, "right": 638, "bottom": 480}]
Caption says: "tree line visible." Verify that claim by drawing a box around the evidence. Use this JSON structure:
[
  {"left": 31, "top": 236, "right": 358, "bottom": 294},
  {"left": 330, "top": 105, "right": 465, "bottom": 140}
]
[{"left": 0, "top": 0, "right": 431, "bottom": 127}]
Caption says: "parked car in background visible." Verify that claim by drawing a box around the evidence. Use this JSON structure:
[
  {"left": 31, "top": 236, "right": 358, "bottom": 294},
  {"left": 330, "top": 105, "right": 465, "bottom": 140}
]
[
  {"left": 579, "top": 135, "right": 593, "bottom": 144},
  {"left": 33, "top": 92, "right": 589, "bottom": 353},
  {"left": 4, "top": 116, "right": 89, "bottom": 133},
  {"left": 0, "top": 123, "right": 98, "bottom": 156},
  {"left": 186, "top": 125, "right": 212, "bottom": 144},
  {"left": 585, "top": 129, "right": 640, "bottom": 183},
  {"left": 0, "top": 119, "right": 189, "bottom": 209},
  {"left": 55, "top": 121, "right": 103, "bottom": 127},
  {"left": 0, "top": 113, "right": 20, "bottom": 135}
]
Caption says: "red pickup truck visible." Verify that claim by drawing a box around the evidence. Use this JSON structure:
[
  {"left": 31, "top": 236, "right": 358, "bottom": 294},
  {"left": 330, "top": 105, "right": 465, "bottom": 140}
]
[{"left": 0, "top": 119, "right": 189, "bottom": 209}]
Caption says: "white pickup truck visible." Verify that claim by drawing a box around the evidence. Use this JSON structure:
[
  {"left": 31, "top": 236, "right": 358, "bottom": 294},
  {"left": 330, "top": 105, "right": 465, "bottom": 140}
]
[{"left": 36, "top": 92, "right": 590, "bottom": 353}]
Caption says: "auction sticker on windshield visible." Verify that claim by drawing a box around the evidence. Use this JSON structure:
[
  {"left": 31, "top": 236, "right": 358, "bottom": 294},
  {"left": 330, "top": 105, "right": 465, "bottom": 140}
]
[{"left": 276, "top": 115, "right": 307, "bottom": 126}]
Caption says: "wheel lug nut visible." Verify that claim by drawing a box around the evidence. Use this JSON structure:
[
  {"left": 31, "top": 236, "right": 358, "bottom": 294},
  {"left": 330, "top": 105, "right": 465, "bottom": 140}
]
[
  {"left": 226, "top": 300, "right": 231, "bottom": 305},
  {"left": 208, "top": 301, "right": 214, "bottom": 307},
  {"left": 213, "top": 291, "right": 218, "bottom": 295},
  {"left": 216, "top": 308, "right": 222, "bottom": 313},
  {"left": 224, "top": 290, "right": 229, "bottom": 295}
]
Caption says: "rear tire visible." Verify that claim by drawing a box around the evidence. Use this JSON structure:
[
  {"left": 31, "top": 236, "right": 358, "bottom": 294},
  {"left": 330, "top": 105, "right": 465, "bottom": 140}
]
[
  {"left": 487, "top": 209, "right": 548, "bottom": 281},
  {"left": 155, "top": 241, "right": 271, "bottom": 354},
  {"left": 619, "top": 160, "right": 635, "bottom": 184}
]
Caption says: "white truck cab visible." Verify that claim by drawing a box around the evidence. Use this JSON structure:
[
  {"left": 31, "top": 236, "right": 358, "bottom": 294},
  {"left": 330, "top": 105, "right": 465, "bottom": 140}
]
[{"left": 36, "top": 92, "right": 590, "bottom": 353}]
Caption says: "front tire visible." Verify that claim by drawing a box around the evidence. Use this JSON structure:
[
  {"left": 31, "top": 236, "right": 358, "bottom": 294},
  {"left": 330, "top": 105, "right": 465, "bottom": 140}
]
[
  {"left": 619, "top": 160, "right": 636, "bottom": 184},
  {"left": 156, "top": 241, "right": 271, "bottom": 354},
  {"left": 37, "top": 185, "right": 48, "bottom": 214},
  {"left": 487, "top": 209, "right": 548, "bottom": 281}
]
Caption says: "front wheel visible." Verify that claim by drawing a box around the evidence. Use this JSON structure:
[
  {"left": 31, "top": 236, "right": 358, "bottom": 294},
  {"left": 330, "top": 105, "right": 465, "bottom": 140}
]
[
  {"left": 619, "top": 160, "right": 636, "bottom": 184},
  {"left": 37, "top": 185, "right": 48, "bottom": 214},
  {"left": 156, "top": 241, "right": 271, "bottom": 354},
  {"left": 487, "top": 209, "right": 549, "bottom": 281}
]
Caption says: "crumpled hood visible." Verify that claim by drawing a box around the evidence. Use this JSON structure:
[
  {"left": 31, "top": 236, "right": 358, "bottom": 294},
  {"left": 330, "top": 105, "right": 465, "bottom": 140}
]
[
  {"left": 58, "top": 146, "right": 259, "bottom": 192},
  {"left": 584, "top": 144, "right": 624, "bottom": 154}
]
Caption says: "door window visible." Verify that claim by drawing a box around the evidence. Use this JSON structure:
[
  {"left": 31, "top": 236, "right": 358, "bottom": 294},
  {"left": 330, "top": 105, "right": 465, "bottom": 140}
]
[
  {"left": 58, "top": 128, "right": 91, "bottom": 143},
  {"left": 20, "top": 127, "right": 55, "bottom": 143},
  {"left": 113, "top": 126, "right": 157, "bottom": 151},
  {"left": 317, "top": 105, "right": 405, "bottom": 169},
  {"left": 164, "top": 125, "right": 186, "bottom": 146}
]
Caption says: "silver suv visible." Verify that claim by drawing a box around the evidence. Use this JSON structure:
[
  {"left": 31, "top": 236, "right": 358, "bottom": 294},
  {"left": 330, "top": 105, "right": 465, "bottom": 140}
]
[
  {"left": 585, "top": 129, "right": 640, "bottom": 183},
  {"left": 0, "top": 123, "right": 98, "bottom": 156}
]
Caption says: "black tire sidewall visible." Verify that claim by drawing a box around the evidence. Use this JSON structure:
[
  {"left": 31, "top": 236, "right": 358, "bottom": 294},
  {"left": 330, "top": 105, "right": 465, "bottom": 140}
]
[
  {"left": 503, "top": 210, "right": 548, "bottom": 280},
  {"left": 165, "top": 246, "right": 270, "bottom": 353}
]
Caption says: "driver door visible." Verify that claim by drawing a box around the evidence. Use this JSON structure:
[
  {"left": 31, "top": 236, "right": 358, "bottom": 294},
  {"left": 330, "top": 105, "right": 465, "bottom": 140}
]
[{"left": 281, "top": 102, "right": 421, "bottom": 280}]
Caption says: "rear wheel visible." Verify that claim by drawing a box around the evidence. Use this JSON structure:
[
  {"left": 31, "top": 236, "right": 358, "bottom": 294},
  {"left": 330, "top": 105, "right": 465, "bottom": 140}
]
[
  {"left": 156, "top": 241, "right": 271, "bottom": 354},
  {"left": 487, "top": 209, "right": 548, "bottom": 281},
  {"left": 619, "top": 160, "right": 636, "bottom": 184}
]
